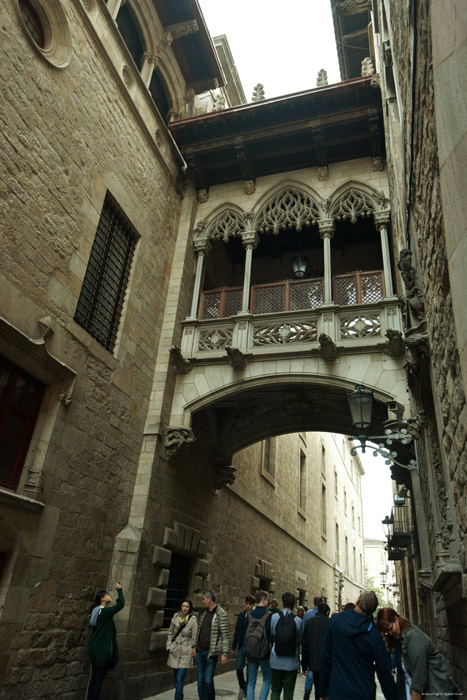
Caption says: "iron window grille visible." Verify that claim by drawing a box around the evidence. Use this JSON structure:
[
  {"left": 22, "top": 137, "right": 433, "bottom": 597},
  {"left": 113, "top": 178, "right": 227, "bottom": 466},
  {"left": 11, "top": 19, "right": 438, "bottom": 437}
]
[
  {"left": 0, "top": 356, "right": 45, "bottom": 489},
  {"left": 75, "top": 196, "right": 137, "bottom": 352}
]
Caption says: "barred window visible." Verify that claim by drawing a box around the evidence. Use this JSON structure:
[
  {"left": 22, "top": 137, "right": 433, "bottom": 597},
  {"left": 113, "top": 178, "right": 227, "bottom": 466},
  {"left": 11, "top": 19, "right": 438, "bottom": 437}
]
[
  {"left": 0, "top": 356, "right": 44, "bottom": 489},
  {"left": 75, "top": 196, "right": 137, "bottom": 352}
]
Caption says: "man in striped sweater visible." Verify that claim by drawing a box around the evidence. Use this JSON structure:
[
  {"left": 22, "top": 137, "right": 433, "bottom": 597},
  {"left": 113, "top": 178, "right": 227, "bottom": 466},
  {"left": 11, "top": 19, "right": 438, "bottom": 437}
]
[{"left": 193, "top": 589, "right": 230, "bottom": 700}]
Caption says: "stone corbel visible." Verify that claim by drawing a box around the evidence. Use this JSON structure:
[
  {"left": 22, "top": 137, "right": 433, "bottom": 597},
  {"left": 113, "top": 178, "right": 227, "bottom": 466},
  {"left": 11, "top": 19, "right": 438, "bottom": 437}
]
[
  {"left": 37, "top": 316, "right": 54, "bottom": 339},
  {"left": 318, "top": 333, "right": 337, "bottom": 362},
  {"left": 197, "top": 189, "right": 209, "bottom": 203},
  {"left": 244, "top": 180, "right": 256, "bottom": 195},
  {"left": 164, "top": 426, "right": 196, "bottom": 459},
  {"left": 384, "top": 329, "right": 405, "bottom": 357},
  {"left": 225, "top": 347, "right": 249, "bottom": 370},
  {"left": 213, "top": 460, "right": 236, "bottom": 490},
  {"left": 162, "top": 20, "right": 198, "bottom": 48},
  {"left": 169, "top": 345, "right": 193, "bottom": 374}
]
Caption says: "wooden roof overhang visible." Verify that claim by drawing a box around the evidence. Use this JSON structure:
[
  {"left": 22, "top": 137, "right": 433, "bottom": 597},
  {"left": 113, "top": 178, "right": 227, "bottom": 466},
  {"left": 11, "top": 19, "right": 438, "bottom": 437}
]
[
  {"left": 330, "top": 0, "right": 372, "bottom": 81},
  {"left": 169, "top": 76, "right": 385, "bottom": 190},
  {"left": 152, "top": 0, "right": 224, "bottom": 92}
]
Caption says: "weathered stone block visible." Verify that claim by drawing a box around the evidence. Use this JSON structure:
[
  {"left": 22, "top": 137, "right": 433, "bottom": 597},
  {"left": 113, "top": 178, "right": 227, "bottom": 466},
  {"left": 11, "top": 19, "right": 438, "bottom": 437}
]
[
  {"left": 151, "top": 611, "right": 164, "bottom": 630},
  {"left": 251, "top": 576, "right": 260, "bottom": 589},
  {"left": 153, "top": 546, "right": 172, "bottom": 567},
  {"left": 146, "top": 588, "right": 167, "bottom": 609},
  {"left": 149, "top": 630, "right": 169, "bottom": 652},
  {"left": 157, "top": 569, "right": 169, "bottom": 588},
  {"left": 192, "top": 575, "right": 203, "bottom": 592},
  {"left": 163, "top": 527, "right": 177, "bottom": 550},
  {"left": 195, "top": 559, "right": 209, "bottom": 577}
]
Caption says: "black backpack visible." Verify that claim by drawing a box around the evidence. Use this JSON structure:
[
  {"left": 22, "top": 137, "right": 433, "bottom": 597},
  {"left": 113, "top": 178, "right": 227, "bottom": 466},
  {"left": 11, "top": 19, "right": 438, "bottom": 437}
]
[
  {"left": 273, "top": 611, "right": 298, "bottom": 656},
  {"left": 244, "top": 611, "right": 271, "bottom": 659}
]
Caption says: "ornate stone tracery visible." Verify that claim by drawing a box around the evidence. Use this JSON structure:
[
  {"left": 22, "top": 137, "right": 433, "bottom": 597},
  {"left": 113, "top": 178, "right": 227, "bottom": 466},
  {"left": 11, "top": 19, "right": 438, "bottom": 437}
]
[
  {"left": 255, "top": 187, "right": 321, "bottom": 234},
  {"left": 204, "top": 209, "right": 247, "bottom": 242},
  {"left": 328, "top": 187, "right": 378, "bottom": 223}
]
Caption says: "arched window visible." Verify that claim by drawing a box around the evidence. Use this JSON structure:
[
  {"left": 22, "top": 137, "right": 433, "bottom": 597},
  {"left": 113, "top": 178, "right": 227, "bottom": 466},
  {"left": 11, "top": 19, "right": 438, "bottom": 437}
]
[
  {"left": 116, "top": 3, "right": 145, "bottom": 70},
  {"left": 149, "top": 69, "right": 171, "bottom": 124}
]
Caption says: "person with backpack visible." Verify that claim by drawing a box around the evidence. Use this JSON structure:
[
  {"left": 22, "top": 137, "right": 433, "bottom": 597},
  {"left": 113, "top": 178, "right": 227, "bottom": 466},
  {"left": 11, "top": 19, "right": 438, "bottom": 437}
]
[
  {"left": 232, "top": 595, "right": 256, "bottom": 700},
  {"left": 270, "top": 591, "right": 303, "bottom": 700},
  {"left": 245, "top": 590, "right": 272, "bottom": 700}
]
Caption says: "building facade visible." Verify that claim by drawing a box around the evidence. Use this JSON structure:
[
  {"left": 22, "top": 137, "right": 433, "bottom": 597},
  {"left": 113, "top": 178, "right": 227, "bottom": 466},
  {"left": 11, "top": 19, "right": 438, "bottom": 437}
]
[{"left": 0, "top": 0, "right": 466, "bottom": 697}]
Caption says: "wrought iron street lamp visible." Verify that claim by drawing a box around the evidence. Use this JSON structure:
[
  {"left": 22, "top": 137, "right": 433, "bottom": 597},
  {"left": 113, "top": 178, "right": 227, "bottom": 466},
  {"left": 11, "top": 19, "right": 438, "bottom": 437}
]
[{"left": 346, "top": 384, "right": 419, "bottom": 472}]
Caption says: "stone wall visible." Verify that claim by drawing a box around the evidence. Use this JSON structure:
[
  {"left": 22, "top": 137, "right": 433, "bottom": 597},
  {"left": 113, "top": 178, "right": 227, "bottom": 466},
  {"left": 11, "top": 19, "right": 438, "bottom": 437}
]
[
  {"left": 0, "top": 2, "right": 183, "bottom": 698},
  {"left": 375, "top": 0, "right": 467, "bottom": 688}
]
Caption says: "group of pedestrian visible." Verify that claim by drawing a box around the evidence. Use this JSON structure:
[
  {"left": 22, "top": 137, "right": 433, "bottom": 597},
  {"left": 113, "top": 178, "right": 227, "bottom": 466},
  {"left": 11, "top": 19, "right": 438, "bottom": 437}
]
[{"left": 86, "top": 585, "right": 458, "bottom": 700}]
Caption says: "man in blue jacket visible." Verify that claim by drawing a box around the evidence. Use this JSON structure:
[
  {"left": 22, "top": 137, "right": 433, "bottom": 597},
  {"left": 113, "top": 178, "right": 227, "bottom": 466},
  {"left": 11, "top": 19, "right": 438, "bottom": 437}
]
[{"left": 319, "top": 590, "right": 398, "bottom": 700}]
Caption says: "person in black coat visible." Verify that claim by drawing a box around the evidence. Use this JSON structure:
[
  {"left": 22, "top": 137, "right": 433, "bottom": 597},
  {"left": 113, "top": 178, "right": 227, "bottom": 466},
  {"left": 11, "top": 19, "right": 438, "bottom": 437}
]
[
  {"left": 232, "top": 595, "right": 255, "bottom": 700},
  {"left": 301, "top": 603, "right": 330, "bottom": 700},
  {"left": 319, "top": 590, "right": 398, "bottom": 700}
]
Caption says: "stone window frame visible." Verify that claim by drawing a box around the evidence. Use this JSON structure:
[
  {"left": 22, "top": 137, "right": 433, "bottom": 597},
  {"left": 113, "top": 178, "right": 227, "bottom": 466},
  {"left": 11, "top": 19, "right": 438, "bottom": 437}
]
[
  {"left": 74, "top": 193, "right": 139, "bottom": 355},
  {"left": 298, "top": 448, "right": 306, "bottom": 518},
  {"left": 261, "top": 437, "right": 276, "bottom": 486},
  {"left": 148, "top": 521, "right": 210, "bottom": 652},
  {"left": 0, "top": 316, "right": 76, "bottom": 509},
  {"left": 251, "top": 559, "right": 275, "bottom": 596},
  {"left": 14, "top": 0, "right": 73, "bottom": 69}
]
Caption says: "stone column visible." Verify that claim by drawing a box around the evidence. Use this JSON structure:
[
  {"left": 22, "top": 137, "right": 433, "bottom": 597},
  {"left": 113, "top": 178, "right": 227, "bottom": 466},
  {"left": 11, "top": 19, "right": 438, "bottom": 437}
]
[
  {"left": 107, "top": 0, "right": 124, "bottom": 20},
  {"left": 140, "top": 53, "right": 159, "bottom": 87},
  {"left": 188, "top": 239, "right": 211, "bottom": 320},
  {"left": 318, "top": 219, "right": 335, "bottom": 305},
  {"left": 239, "top": 231, "right": 259, "bottom": 314},
  {"left": 374, "top": 211, "right": 394, "bottom": 297}
]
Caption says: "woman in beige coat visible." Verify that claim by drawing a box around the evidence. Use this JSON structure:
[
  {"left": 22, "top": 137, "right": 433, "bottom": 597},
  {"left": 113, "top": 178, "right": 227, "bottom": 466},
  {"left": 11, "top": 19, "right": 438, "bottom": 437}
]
[{"left": 167, "top": 598, "right": 198, "bottom": 700}]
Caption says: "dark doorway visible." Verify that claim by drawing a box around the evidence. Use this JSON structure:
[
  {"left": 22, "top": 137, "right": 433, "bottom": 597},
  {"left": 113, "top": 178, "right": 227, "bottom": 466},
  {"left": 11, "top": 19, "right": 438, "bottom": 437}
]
[{"left": 163, "top": 553, "right": 193, "bottom": 628}]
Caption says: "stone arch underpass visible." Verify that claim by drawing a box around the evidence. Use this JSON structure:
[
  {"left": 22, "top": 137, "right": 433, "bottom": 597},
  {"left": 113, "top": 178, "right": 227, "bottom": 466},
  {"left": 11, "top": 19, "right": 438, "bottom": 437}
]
[{"left": 166, "top": 342, "right": 411, "bottom": 484}]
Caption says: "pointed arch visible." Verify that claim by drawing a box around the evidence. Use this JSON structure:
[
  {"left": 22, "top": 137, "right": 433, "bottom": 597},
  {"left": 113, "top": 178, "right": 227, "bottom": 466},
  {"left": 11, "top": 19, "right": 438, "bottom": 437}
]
[
  {"left": 327, "top": 181, "right": 389, "bottom": 224},
  {"left": 203, "top": 204, "right": 248, "bottom": 243},
  {"left": 253, "top": 182, "right": 323, "bottom": 234}
]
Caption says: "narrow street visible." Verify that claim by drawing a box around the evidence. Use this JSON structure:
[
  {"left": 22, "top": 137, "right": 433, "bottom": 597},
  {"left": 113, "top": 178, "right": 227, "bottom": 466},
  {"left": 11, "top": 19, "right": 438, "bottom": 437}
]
[{"left": 143, "top": 668, "right": 385, "bottom": 700}]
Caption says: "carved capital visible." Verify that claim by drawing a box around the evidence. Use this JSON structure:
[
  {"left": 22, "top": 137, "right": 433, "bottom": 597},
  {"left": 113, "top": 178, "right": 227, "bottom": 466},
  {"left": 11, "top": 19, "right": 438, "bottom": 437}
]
[
  {"left": 318, "top": 219, "right": 335, "bottom": 238},
  {"left": 241, "top": 231, "right": 259, "bottom": 250},
  {"left": 374, "top": 210, "right": 391, "bottom": 229},
  {"left": 165, "top": 427, "right": 196, "bottom": 459},
  {"left": 162, "top": 20, "right": 198, "bottom": 48},
  {"left": 168, "top": 346, "right": 192, "bottom": 374},
  {"left": 193, "top": 237, "right": 211, "bottom": 255}
]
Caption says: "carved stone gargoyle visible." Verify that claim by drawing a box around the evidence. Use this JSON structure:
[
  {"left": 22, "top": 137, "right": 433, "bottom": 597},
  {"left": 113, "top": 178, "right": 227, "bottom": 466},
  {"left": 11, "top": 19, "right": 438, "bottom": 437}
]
[
  {"left": 226, "top": 346, "right": 249, "bottom": 370},
  {"left": 213, "top": 462, "right": 236, "bottom": 490},
  {"left": 165, "top": 426, "right": 196, "bottom": 459},
  {"left": 169, "top": 346, "right": 192, "bottom": 375},
  {"left": 385, "top": 329, "right": 405, "bottom": 357},
  {"left": 318, "top": 333, "right": 337, "bottom": 362}
]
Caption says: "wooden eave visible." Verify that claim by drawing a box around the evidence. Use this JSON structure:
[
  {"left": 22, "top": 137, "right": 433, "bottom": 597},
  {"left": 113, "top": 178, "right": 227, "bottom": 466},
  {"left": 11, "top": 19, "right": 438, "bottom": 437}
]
[
  {"left": 151, "top": 0, "right": 224, "bottom": 89},
  {"left": 169, "top": 77, "right": 384, "bottom": 189},
  {"left": 330, "top": 0, "right": 371, "bottom": 81}
]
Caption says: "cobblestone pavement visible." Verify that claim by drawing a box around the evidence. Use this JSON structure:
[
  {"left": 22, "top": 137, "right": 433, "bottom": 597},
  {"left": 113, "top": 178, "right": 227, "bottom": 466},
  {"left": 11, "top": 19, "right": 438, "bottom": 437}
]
[{"left": 143, "top": 668, "right": 385, "bottom": 700}]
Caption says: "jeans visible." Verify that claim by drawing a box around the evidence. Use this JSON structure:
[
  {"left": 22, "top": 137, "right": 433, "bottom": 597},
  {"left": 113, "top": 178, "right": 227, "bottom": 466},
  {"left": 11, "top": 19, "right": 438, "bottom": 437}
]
[
  {"left": 305, "top": 669, "right": 314, "bottom": 692},
  {"left": 235, "top": 648, "right": 247, "bottom": 691},
  {"left": 246, "top": 658, "right": 271, "bottom": 700},
  {"left": 270, "top": 668, "right": 297, "bottom": 700},
  {"left": 87, "top": 665, "right": 108, "bottom": 700},
  {"left": 197, "top": 649, "right": 218, "bottom": 700},
  {"left": 174, "top": 667, "right": 188, "bottom": 700}
]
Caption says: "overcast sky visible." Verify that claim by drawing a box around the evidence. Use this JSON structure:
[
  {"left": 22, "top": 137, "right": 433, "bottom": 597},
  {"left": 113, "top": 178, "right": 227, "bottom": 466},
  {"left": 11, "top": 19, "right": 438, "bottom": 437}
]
[{"left": 198, "top": 0, "right": 342, "bottom": 102}]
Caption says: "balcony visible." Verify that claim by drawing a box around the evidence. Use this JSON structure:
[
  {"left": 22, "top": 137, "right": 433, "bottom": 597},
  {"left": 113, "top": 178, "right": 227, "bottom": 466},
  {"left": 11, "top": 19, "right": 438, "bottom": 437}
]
[
  {"left": 181, "top": 269, "right": 401, "bottom": 359},
  {"left": 199, "top": 271, "right": 384, "bottom": 319}
]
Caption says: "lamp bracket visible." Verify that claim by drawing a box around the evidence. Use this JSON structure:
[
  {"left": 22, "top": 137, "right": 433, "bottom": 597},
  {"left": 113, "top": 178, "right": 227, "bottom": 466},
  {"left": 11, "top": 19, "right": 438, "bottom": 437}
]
[{"left": 348, "top": 435, "right": 419, "bottom": 472}]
